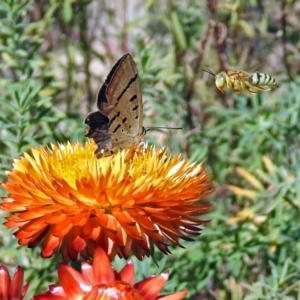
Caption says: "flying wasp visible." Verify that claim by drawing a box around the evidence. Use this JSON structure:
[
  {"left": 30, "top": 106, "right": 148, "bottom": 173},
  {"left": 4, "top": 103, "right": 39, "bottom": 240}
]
[{"left": 201, "top": 69, "right": 279, "bottom": 95}]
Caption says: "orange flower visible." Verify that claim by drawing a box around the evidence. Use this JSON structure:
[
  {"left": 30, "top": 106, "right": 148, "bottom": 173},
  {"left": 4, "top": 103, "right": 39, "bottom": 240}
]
[
  {"left": 1, "top": 141, "right": 212, "bottom": 260},
  {"left": 0, "top": 265, "right": 29, "bottom": 300},
  {"left": 33, "top": 247, "right": 187, "bottom": 300}
]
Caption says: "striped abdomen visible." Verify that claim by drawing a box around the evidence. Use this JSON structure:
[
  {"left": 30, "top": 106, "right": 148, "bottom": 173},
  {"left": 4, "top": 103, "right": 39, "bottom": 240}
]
[{"left": 249, "top": 72, "right": 279, "bottom": 89}]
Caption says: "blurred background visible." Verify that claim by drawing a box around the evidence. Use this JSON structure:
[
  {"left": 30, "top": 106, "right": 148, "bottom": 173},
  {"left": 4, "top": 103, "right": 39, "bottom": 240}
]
[{"left": 0, "top": 0, "right": 300, "bottom": 299}]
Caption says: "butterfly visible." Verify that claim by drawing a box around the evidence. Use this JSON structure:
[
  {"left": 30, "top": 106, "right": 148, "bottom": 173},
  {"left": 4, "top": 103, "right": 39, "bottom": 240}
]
[{"left": 85, "top": 53, "right": 146, "bottom": 157}]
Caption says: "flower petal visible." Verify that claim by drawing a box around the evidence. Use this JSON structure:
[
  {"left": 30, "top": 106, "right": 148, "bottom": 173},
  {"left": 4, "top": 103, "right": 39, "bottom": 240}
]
[
  {"left": 119, "top": 261, "right": 135, "bottom": 286},
  {"left": 58, "top": 263, "right": 90, "bottom": 297},
  {"left": 0, "top": 265, "right": 10, "bottom": 298},
  {"left": 135, "top": 271, "right": 169, "bottom": 300},
  {"left": 92, "top": 247, "right": 115, "bottom": 283}
]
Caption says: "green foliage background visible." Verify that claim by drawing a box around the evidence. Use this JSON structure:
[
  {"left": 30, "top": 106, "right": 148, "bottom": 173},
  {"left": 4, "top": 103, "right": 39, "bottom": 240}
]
[{"left": 0, "top": 0, "right": 300, "bottom": 299}]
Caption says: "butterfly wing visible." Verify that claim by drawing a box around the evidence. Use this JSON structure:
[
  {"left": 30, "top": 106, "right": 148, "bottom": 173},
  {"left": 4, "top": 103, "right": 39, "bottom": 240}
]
[{"left": 85, "top": 54, "right": 145, "bottom": 155}]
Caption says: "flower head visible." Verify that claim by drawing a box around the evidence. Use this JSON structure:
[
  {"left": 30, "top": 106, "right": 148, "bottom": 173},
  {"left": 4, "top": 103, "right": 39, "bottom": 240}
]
[
  {"left": 1, "top": 141, "right": 212, "bottom": 260},
  {"left": 0, "top": 265, "right": 29, "bottom": 300},
  {"left": 33, "top": 247, "right": 187, "bottom": 300}
]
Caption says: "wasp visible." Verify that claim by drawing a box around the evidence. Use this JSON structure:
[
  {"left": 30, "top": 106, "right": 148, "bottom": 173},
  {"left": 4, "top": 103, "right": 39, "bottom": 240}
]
[{"left": 201, "top": 69, "right": 279, "bottom": 95}]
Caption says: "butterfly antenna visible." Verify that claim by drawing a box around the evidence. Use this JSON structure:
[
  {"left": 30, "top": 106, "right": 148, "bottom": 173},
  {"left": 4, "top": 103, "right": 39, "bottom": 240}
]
[
  {"left": 201, "top": 68, "right": 216, "bottom": 77},
  {"left": 146, "top": 126, "right": 182, "bottom": 132}
]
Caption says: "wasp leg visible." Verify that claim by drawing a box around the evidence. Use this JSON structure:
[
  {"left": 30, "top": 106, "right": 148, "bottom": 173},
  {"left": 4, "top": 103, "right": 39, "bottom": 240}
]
[
  {"left": 241, "top": 81, "right": 258, "bottom": 94},
  {"left": 217, "top": 86, "right": 225, "bottom": 93},
  {"left": 228, "top": 79, "right": 242, "bottom": 94},
  {"left": 244, "top": 81, "right": 268, "bottom": 94}
]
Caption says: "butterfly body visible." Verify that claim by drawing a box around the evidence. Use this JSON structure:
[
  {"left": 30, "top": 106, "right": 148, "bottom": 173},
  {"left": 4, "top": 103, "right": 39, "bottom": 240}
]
[{"left": 85, "top": 54, "right": 146, "bottom": 156}]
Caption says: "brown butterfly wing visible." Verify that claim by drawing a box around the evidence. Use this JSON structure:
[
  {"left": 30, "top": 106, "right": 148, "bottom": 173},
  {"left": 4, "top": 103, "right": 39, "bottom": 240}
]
[{"left": 85, "top": 54, "right": 145, "bottom": 155}]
